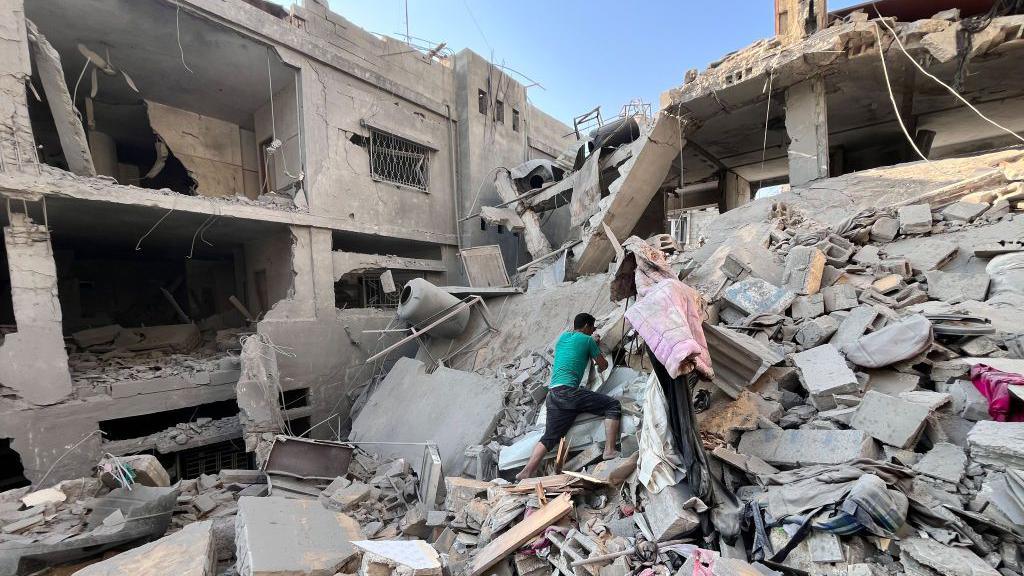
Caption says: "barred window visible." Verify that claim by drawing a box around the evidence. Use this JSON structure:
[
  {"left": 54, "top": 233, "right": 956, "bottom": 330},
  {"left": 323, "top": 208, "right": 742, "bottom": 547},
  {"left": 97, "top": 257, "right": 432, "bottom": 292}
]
[{"left": 368, "top": 129, "right": 430, "bottom": 191}]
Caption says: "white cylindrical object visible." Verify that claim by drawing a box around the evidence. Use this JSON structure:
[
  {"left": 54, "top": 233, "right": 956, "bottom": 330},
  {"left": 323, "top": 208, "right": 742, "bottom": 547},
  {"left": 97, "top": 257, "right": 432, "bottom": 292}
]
[{"left": 397, "top": 278, "right": 470, "bottom": 339}]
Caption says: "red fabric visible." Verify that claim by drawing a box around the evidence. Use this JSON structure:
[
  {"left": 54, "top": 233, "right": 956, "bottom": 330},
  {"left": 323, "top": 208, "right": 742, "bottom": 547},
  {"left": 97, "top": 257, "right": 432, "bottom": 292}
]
[{"left": 971, "top": 364, "right": 1024, "bottom": 422}]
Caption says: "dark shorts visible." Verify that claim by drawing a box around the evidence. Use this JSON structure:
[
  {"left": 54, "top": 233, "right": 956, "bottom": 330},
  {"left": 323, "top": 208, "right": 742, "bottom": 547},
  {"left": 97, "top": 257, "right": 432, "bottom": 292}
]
[{"left": 539, "top": 386, "right": 621, "bottom": 450}]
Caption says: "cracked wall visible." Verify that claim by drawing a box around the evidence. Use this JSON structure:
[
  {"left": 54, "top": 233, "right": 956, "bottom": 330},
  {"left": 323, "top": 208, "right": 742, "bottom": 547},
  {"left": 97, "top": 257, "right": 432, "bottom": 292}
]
[
  {"left": 0, "top": 212, "right": 72, "bottom": 405},
  {"left": 0, "top": 0, "right": 36, "bottom": 172}
]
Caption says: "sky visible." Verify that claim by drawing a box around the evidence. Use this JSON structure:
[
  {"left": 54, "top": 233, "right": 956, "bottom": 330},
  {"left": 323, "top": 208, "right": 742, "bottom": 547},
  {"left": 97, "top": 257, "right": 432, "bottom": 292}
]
[{"left": 288, "top": 1, "right": 864, "bottom": 124}]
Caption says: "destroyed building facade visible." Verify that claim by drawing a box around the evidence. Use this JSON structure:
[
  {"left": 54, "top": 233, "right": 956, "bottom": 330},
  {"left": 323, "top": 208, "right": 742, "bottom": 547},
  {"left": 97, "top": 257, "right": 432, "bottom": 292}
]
[{"left": 0, "top": 0, "right": 575, "bottom": 487}]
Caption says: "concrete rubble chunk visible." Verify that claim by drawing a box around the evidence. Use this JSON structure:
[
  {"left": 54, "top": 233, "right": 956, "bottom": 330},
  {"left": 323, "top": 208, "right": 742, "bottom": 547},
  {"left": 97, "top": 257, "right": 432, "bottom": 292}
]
[
  {"left": 830, "top": 306, "right": 879, "bottom": 350},
  {"left": 913, "top": 442, "right": 967, "bottom": 484},
  {"left": 870, "top": 217, "right": 899, "bottom": 242},
  {"left": 822, "top": 283, "right": 857, "bottom": 312},
  {"left": 235, "top": 497, "right": 362, "bottom": 576},
  {"left": 898, "top": 204, "right": 933, "bottom": 234},
  {"left": 900, "top": 537, "right": 1000, "bottom": 576},
  {"left": 790, "top": 293, "right": 824, "bottom": 321},
  {"left": 99, "top": 454, "right": 170, "bottom": 488},
  {"left": 783, "top": 246, "right": 826, "bottom": 295},
  {"left": 353, "top": 540, "right": 442, "bottom": 576},
  {"left": 352, "top": 357, "right": 505, "bottom": 474},
  {"left": 924, "top": 270, "right": 990, "bottom": 304},
  {"left": 900, "top": 239, "right": 958, "bottom": 273},
  {"left": 738, "top": 428, "right": 877, "bottom": 467},
  {"left": 644, "top": 482, "right": 705, "bottom": 541},
  {"left": 790, "top": 344, "right": 860, "bottom": 410},
  {"left": 940, "top": 200, "right": 989, "bottom": 223},
  {"left": 948, "top": 379, "right": 990, "bottom": 421},
  {"left": 73, "top": 520, "right": 216, "bottom": 576},
  {"left": 794, "top": 315, "right": 839, "bottom": 348},
  {"left": 967, "top": 421, "right": 1024, "bottom": 469},
  {"left": 850, "top": 390, "right": 931, "bottom": 449},
  {"left": 722, "top": 277, "right": 796, "bottom": 317}
]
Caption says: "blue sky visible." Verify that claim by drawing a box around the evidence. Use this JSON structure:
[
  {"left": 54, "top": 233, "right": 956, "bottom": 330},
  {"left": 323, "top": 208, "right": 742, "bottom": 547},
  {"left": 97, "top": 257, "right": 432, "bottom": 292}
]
[{"left": 292, "top": 1, "right": 864, "bottom": 124}]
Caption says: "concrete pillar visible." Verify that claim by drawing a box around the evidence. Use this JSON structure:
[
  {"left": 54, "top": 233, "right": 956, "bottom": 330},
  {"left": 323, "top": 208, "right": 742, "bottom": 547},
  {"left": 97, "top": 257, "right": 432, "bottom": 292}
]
[
  {"left": 88, "top": 130, "right": 118, "bottom": 177},
  {"left": 722, "top": 171, "right": 752, "bottom": 211},
  {"left": 0, "top": 0, "right": 37, "bottom": 171},
  {"left": 785, "top": 77, "right": 829, "bottom": 186},
  {"left": 0, "top": 213, "right": 72, "bottom": 405}
]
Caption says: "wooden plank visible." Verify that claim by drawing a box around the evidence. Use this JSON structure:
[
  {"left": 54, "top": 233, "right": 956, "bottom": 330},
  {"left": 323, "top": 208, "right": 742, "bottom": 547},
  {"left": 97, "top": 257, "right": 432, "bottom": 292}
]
[
  {"left": 460, "top": 245, "right": 511, "bottom": 288},
  {"left": 505, "top": 474, "right": 578, "bottom": 493},
  {"left": 554, "top": 438, "right": 569, "bottom": 473},
  {"left": 469, "top": 492, "right": 573, "bottom": 576}
]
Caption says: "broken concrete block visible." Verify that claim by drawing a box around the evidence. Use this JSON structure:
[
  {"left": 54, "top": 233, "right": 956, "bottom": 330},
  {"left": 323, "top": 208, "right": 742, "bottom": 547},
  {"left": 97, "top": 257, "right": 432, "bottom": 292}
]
[
  {"left": 816, "top": 235, "right": 855, "bottom": 267},
  {"left": 913, "top": 442, "right": 967, "bottom": 484},
  {"left": 822, "top": 284, "right": 857, "bottom": 312},
  {"left": 790, "top": 293, "right": 824, "bottom": 321},
  {"left": 924, "top": 270, "right": 990, "bottom": 303},
  {"left": 644, "top": 482, "right": 704, "bottom": 541},
  {"left": 783, "top": 246, "right": 826, "bottom": 295},
  {"left": 967, "top": 421, "right": 1024, "bottom": 469},
  {"left": 941, "top": 200, "right": 989, "bottom": 223},
  {"left": 899, "top": 390, "right": 951, "bottom": 411},
  {"left": 852, "top": 244, "right": 881, "bottom": 266},
  {"left": 901, "top": 239, "right": 958, "bottom": 272},
  {"left": 948, "top": 379, "right": 990, "bottom": 421},
  {"left": 737, "top": 428, "right": 877, "bottom": 466},
  {"left": 354, "top": 540, "right": 442, "bottom": 576},
  {"left": 900, "top": 536, "right": 1000, "bottom": 576},
  {"left": 898, "top": 204, "right": 933, "bottom": 234},
  {"left": 444, "top": 477, "right": 491, "bottom": 514},
  {"left": 711, "top": 445, "right": 779, "bottom": 476},
  {"left": 830, "top": 306, "right": 879, "bottom": 350},
  {"left": 871, "top": 274, "right": 903, "bottom": 294},
  {"left": 794, "top": 315, "right": 839, "bottom": 349},
  {"left": 99, "top": 454, "right": 170, "bottom": 489},
  {"left": 870, "top": 217, "right": 899, "bottom": 242},
  {"left": 722, "top": 277, "right": 796, "bottom": 317},
  {"left": 19, "top": 488, "right": 65, "bottom": 509},
  {"left": 791, "top": 344, "right": 860, "bottom": 410},
  {"left": 352, "top": 357, "right": 505, "bottom": 474},
  {"left": 327, "top": 481, "right": 371, "bottom": 511},
  {"left": 235, "top": 497, "right": 363, "bottom": 576},
  {"left": 74, "top": 520, "right": 216, "bottom": 576},
  {"left": 849, "top": 390, "right": 931, "bottom": 449},
  {"left": 879, "top": 258, "right": 912, "bottom": 278}
]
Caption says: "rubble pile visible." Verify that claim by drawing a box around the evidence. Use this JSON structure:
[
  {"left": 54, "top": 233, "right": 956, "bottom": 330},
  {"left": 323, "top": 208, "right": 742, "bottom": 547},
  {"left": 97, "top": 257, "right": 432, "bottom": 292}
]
[{"left": 491, "top": 352, "right": 552, "bottom": 444}]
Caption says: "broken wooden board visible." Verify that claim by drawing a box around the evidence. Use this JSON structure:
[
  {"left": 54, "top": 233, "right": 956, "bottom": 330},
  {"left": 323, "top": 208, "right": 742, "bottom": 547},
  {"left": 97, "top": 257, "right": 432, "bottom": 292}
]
[{"left": 469, "top": 492, "right": 574, "bottom": 576}]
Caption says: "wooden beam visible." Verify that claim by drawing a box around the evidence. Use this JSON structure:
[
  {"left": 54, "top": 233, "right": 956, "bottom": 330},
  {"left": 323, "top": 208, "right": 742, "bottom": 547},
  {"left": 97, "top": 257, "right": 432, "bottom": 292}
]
[{"left": 469, "top": 493, "right": 574, "bottom": 576}]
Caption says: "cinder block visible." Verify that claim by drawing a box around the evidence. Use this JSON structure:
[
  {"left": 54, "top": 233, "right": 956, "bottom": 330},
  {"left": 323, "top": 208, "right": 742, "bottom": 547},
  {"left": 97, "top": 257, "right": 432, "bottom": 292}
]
[
  {"left": 783, "top": 246, "right": 826, "bottom": 295},
  {"left": 898, "top": 204, "right": 932, "bottom": 234}
]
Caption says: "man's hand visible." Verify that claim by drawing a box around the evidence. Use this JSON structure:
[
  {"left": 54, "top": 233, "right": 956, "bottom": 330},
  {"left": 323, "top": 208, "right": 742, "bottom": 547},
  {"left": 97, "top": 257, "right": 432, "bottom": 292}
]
[{"left": 592, "top": 333, "right": 602, "bottom": 345}]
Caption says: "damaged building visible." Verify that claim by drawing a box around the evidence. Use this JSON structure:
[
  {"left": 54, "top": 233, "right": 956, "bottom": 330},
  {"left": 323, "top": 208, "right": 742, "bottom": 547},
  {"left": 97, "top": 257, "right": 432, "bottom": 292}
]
[
  {"left": 0, "top": 0, "right": 574, "bottom": 487},
  {"left": 2, "top": 0, "right": 1024, "bottom": 576}
]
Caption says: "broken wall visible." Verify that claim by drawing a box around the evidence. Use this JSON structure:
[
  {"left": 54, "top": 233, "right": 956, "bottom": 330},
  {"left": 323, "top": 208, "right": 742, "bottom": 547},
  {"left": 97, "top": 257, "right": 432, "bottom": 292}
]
[
  {"left": 0, "top": 0, "right": 35, "bottom": 172},
  {"left": 146, "top": 100, "right": 246, "bottom": 197},
  {"left": 253, "top": 81, "right": 300, "bottom": 196}
]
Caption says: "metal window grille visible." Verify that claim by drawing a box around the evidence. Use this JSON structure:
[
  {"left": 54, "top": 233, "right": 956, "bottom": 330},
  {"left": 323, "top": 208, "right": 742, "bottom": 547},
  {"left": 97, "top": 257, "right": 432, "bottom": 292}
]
[
  {"left": 180, "top": 441, "right": 253, "bottom": 479},
  {"left": 369, "top": 129, "right": 430, "bottom": 191},
  {"left": 361, "top": 271, "right": 424, "bottom": 308}
]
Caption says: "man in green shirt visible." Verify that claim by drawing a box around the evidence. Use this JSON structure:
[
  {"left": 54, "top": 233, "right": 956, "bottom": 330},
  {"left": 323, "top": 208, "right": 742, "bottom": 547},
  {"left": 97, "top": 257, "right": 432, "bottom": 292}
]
[{"left": 516, "top": 313, "right": 620, "bottom": 480}]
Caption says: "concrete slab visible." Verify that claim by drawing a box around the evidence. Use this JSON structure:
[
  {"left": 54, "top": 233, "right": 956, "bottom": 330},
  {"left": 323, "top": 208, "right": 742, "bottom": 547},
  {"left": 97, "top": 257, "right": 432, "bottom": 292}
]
[
  {"left": 913, "top": 442, "right": 966, "bottom": 484},
  {"left": 829, "top": 305, "right": 878, "bottom": 350},
  {"left": 967, "top": 421, "right": 1024, "bottom": 469},
  {"left": 353, "top": 540, "right": 442, "bottom": 576},
  {"left": 722, "top": 277, "right": 796, "bottom": 317},
  {"left": 790, "top": 344, "right": 859, "bottom": 410},
  {"left": 948, "top": 379, "right": 990, "bottom": 421},
  {"left": 900, "top": 537, "right": 1000, "bottom": 576},
  {"left": 897, "top": 204, "right": 932, "bottom": 234},
  {"left": 865, "top": 370, "right": 919, "bottom": 396},
  {"left": 644, "top": 482, "right": 703, "bottom": 541},
  {"left": 737, "top": 428, "right": 877, "bottom": 467},
  {"left": 352, "top": 357, "right": 505, "bottom": 474},
  {"left": 235, "top": 496, "right": 363, "bottom": 576},
  {"left": 940, "top": 201, "right": 989, "bottom": 223},
  {"left": 849, "top": 391, "right": 931, "bottom": 449},
  {"left": 73, "top": 520, "right": 215, "bottom": 576},
  {"left": 924, "top": 270, "right": 990, "bottom": 303},
  {"left": 783, "top": 246, "right": 826, "bottom": 295}
]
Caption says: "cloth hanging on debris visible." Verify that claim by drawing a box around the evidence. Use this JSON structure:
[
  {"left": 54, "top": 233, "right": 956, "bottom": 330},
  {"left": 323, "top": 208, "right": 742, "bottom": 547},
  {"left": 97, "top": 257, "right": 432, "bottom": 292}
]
[
  {"left": 762, "top": 460, "right": 914, "bottom": 521},
  {"left": 970, "top": 363, "right": 1024, "bottom": 422},
  {"left": 627, "top": 279, "right": 713, "bottom": 380},
  {"left": 811, "top": 473, "right": 909, "bottom": 537},
  {"left": 637, "top": 372, "right": 687, "bottom": 493},
  {"left": 647, "top": 351, "right": 742, "bottom": 541}
]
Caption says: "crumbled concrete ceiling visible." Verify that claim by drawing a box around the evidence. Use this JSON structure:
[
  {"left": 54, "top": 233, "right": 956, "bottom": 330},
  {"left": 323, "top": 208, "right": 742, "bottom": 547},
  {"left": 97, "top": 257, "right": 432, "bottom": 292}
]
[{"left": 26, "top": 0, "right": 295, "bottom": 133}]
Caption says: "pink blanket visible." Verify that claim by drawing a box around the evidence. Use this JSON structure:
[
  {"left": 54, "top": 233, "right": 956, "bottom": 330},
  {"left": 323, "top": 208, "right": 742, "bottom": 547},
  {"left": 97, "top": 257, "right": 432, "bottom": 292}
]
[
  {"left": 626, "top": 278, "right": 714, "bottom": 380},
  {"left": 971, "top": 364, "right": 1024, "bottom": 422}
]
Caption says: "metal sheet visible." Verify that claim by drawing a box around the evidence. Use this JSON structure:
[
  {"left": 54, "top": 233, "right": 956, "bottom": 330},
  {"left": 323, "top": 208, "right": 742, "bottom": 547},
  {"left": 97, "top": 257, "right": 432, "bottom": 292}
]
[{"left": 264, "top": 436, "right": 354, "bottom": 480}]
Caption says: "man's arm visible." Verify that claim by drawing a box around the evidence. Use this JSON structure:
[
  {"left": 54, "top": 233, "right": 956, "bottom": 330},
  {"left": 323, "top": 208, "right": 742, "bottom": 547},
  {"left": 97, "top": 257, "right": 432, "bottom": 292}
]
[{"left": 590, "top": 335, "right": 609, "bottom": 371}]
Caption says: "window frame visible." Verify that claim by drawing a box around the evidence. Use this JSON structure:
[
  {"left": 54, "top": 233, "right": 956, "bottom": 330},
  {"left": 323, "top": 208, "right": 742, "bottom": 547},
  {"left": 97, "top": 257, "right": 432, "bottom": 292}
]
[{"left": 367, "top": 128, "right": 431, "bottom": 192}]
